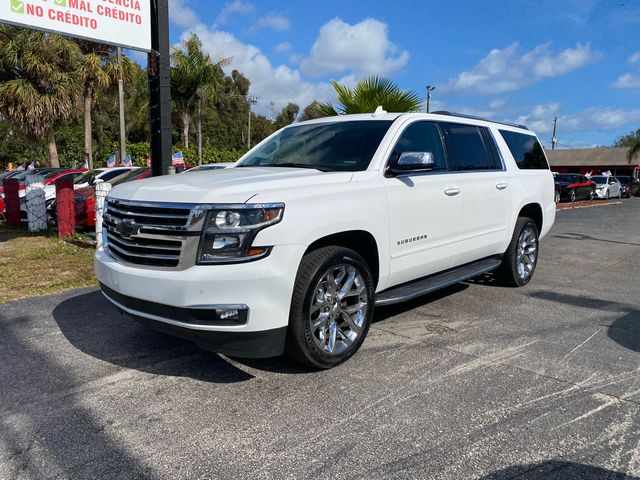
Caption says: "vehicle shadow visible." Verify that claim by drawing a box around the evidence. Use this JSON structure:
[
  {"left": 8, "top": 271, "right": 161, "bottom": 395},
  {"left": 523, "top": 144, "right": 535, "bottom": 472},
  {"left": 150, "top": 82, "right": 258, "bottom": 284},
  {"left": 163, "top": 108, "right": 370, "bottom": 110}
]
[
  {"left": 477, "top": 460, "right": 639, "bottom": 479},
  {"left": 529, "top": 290, "right": 640, "bottom": 353},
  {"left": 552, "top": 232, "right": 640, "bottom": 247},
  {"left": 52, "top": 290, "right": 255, "bottom": 383}
]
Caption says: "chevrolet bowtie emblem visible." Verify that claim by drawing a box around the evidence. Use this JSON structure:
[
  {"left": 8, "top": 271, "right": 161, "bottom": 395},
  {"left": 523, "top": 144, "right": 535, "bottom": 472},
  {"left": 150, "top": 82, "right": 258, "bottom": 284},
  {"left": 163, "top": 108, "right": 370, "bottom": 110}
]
[{"left": 115, "top": 219, "right": 140, "bottom": 239}]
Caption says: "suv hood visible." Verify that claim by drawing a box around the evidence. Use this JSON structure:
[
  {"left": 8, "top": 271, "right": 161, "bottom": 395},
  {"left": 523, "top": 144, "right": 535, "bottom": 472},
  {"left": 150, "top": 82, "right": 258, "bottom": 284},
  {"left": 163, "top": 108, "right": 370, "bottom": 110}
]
[{"left": 109, "top": 167, "right": 354, "bottom": 204}]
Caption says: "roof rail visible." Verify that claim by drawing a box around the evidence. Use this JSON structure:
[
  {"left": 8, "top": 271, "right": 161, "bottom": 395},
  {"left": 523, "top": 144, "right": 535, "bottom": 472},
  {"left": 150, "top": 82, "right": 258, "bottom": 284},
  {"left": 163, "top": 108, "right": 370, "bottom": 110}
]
[{"left": 431, "top": 111, "right": 529, "bottom": 130}]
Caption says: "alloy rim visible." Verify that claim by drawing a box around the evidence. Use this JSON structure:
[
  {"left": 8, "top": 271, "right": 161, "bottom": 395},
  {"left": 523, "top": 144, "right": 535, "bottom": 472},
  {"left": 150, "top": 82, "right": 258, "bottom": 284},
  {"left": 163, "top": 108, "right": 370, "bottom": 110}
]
[
  {"left": 308, "top": 264, "right": 368, "bottom": 354},
  {"left": 516, "top": 225, "right": 538, "bottom": 280}
]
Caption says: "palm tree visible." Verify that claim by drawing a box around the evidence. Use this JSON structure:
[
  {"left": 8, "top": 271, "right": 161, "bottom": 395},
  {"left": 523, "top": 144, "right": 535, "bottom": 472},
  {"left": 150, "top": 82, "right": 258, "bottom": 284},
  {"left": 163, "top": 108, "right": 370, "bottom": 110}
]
[
  {"left": 627, "top": 137, "right": 640, "bottom": 163},
  {"left": 313, "top": 76, "right": 422, "bottom": 117},
  {"left": 171, "top": 34, "right": 229, "bottom": 163},
  {"left": 76, "top": 41, "right": 123, "bottom": 169},
  {"left": 0, "top": 26, "right": 80, "bottom": 167}
]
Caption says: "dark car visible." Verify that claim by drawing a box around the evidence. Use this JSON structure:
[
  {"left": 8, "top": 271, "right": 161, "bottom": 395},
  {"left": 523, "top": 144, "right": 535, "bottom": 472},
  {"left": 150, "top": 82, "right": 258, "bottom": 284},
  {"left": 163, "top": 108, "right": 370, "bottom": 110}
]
[
  {"left": 554, "top": 173, "right": 596, "bottom": 202},
  {"left": 616, "top": 176, "right": 640, "bottom": 198}
]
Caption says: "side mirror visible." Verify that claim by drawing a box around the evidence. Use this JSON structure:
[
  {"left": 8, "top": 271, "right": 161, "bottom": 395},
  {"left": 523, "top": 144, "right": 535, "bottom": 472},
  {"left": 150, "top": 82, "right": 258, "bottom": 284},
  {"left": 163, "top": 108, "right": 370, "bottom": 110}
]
[{"left": 386, "top": 151, "right": 436, "bottom": 176}]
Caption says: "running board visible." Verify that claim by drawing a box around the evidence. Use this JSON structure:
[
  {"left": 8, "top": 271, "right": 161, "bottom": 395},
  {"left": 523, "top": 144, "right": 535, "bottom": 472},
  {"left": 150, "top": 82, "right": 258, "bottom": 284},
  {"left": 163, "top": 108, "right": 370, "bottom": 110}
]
[{"left": 375, "top": 257, "right": 502, "bottom": 306}]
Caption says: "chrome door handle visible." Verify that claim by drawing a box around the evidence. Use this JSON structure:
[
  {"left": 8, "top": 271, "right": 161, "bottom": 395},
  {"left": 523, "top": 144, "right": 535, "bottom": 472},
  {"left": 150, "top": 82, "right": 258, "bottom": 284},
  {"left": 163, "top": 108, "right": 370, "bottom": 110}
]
[
  {"left": 496, "top": 182, "right": 508, "bottom": 190},
  {"left": 444, "top": 186, "right": 460, "bottom": 196}
]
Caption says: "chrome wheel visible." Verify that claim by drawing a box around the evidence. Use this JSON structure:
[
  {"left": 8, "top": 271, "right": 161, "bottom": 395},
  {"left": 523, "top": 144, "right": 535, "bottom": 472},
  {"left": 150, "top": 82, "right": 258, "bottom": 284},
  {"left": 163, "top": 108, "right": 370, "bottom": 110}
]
[
  {"left": 308, "top": 264, "right": 368, "bottom": 355},
  {"left": 554, "top": 191, "right": 561, "bottom": 203},
  {"left": 516, "top": 225, "right": 538, "bottom": 280}
]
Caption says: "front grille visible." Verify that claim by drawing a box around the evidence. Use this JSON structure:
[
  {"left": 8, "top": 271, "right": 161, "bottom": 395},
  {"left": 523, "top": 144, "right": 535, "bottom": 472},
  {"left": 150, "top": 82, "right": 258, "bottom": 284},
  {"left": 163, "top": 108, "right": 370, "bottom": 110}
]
[{"left": 104, "top": 198, "right": 196, "bottom": 268}]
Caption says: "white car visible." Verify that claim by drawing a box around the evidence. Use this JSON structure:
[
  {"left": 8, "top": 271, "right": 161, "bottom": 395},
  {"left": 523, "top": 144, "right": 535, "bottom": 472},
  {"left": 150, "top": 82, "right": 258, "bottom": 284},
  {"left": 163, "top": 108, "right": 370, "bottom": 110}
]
[
  {"left": 95, "top": 111, "right": 555, "bottom": 368},
  {"left": 74, "top": 167, "right": 135, "bottom": 189},
  {"left": 591, "top": 175, "right": 622, "bottom": 200}
]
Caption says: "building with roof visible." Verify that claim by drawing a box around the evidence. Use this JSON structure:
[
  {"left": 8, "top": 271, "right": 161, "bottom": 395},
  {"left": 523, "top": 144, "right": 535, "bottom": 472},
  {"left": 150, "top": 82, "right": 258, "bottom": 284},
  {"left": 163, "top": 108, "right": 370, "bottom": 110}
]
[{"left": 546, "top": 147, "right": 639, "bottom": 179}]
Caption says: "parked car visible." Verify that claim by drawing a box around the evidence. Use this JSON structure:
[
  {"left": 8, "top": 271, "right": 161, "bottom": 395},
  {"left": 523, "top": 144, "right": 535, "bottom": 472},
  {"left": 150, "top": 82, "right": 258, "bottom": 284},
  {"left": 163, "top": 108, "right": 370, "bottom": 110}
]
[
  {"left": 0, "top": 168, "right": 64, "bottom": 216},
  {"left": 183, "top": 163, "right": 233, "bottom": 173},
  {"left": 553, "top": 174, "right": 596, "bottom": 202},
  {"left": 18, "top": 169, "right": 87, "bottom": 220},
  {"left": 96, "top": 111, "right": 555, "bottom": 368},
  {"left": 592, "top": 175, "right": 622, "bottom": 199},
  {"left": 73, "top": 167, "right": 135, "bottom": 189},
  {"left": 616, "top": 176, "right": 640, "bottom": 198}
]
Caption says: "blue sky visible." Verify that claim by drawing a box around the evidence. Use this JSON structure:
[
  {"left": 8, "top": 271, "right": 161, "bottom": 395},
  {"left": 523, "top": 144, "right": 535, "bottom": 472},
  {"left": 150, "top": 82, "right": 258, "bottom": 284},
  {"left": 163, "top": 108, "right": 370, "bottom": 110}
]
[{"left": 165, "top": 0, "right": 640, "bottom": 148}]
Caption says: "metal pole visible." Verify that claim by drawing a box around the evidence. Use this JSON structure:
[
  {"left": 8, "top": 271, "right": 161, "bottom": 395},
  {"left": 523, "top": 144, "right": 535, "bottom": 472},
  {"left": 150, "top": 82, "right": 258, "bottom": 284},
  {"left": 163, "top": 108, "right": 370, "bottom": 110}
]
[
  {"left": 426, "top": 85, "right": 435, "bottom": 113},
  {"left": 117, "top": 47, "right": 127, "bottom": 164},
  {"left": 247, "top": 96, "right": 257, "bottom": 150},
  {"left": 551, "top": 116, "right": 558, "bottom": 150},
  {"left": 148, "top": 0, "right": 171, "bottom": 176}
]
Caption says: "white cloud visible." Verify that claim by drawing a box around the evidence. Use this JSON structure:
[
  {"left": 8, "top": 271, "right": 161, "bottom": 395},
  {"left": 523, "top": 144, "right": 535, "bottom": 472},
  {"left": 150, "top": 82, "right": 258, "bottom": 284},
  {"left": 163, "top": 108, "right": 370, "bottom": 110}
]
[
  {"left": 301, "top": 18, "right": 409, "bottom": 77},
  {"left": 443, "top": 42, "right": 600, "bottom": 95},
  {"left": 611, "top": 73, "right": 640, "bottom": 89},
  {"left": 274, "top": 42, "right": 292, "bottom": 54},
  {"left": 629, "top": 51, "right": 640, "bottom": 64},
  {"left": 513, "top": 103, "right": 640, "bottom": 134},
  {"left": 186, "top": 27, "right": 335, "bottom": 113},
  {"left": 216, "top": 1, "right": 255, "bottom": 25},
  {"left": 168, "top": 0, "right": 201, "bottom": 30},
  {"left": 255, "top": 14, "right": 291, "bottom": 31}
]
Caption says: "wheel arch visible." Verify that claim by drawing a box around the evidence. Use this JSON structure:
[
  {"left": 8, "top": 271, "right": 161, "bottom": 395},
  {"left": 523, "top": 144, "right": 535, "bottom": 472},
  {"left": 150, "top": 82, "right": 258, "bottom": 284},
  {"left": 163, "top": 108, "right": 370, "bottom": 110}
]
[
  {"left": 518, "top": 203, "right": 543, "bottom": 233},
  {"left": 305, "top": 230, "right": 380, "bottom": 289}
]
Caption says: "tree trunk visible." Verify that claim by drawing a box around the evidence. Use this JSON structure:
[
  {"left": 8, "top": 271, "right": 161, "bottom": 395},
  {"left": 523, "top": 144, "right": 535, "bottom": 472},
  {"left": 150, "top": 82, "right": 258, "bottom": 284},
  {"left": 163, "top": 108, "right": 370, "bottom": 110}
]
[
  {"left": 83, "top": 94, "right": 93, "bottom": 169},
  {"left": 181, "top": 110, "right": 190, "bottom": 150},
  {"left": 47, "top": 127, "right": 60, "bottom": 168},
  {"left": 197, "top": 97, "right": 202, "bottom": 166}
]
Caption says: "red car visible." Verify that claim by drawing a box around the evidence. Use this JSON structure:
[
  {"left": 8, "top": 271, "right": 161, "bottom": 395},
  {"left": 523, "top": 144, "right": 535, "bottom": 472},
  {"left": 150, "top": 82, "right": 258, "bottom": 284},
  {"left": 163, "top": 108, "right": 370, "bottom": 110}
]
[
  {"left": 0, "top": 167, "right": 68, "bottom": 216},
  {"left": 554, "top": 174, "right": 596, "bottom": 202},
  {"left": 72, "top": 168, "right": 151, "bottom": 227}
]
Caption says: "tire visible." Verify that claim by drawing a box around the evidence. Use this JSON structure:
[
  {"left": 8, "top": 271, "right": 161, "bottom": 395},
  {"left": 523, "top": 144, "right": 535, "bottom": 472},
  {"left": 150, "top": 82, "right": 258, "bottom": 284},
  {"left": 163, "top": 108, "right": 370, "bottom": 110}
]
[
  {"left": 554, "top": 191, "right": 561, "bottom": 203},
  {"left": 495, "top": 217, "right": 540, "bottom": 287},
  {"left": 569, "top": 189, "right": 576, "bottom": 202},
  {"left": 605, "top": 189, "right": 609, "bottom": 200},
  {"left": 286, "top": 246, "right": 374, "bottom": 369},
  {"left": 588, "top": 189, "right": 595, "bottom": 201},
  {"left": 618, "top": 189, "right": 622, "bottom": 199}
]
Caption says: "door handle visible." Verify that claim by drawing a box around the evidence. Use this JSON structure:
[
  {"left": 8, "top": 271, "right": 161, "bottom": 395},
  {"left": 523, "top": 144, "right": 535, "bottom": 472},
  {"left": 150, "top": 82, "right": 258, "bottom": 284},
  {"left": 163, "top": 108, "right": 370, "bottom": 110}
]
[
  {"left": 444, "top": 186, "right": 460, "bottom": 196},
  {"left": 496, "top": 182, "right": 508, "bottom": 190}
]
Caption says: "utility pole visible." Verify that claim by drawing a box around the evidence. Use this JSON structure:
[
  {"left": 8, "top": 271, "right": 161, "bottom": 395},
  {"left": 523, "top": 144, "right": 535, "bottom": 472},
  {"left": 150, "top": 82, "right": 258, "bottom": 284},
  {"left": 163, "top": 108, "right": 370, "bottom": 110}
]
[
  {"left": 551, "top": 116, "right": 558, "bottom": 150},
  {"left": 117, "top": 47, "right": 127, "bottom": 164},
  {"left": 148, "top": 0, "right": 171, "bottom": 176},
  {"left": 426, "top": 85, "right": 436, "bottom": 113},
  {"left": 247, "top": 96, "right": 257, "bottom": 150}
]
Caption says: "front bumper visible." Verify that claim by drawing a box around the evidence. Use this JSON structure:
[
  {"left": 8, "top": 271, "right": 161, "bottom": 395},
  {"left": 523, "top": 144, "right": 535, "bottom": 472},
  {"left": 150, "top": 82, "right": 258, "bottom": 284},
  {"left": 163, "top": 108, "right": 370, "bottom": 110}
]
[
  {"left": 595, "top": 188, "right": 607, "bottom": 199},
  {"left": 95, "top": 244, "right": 304, "bottom": 357}
]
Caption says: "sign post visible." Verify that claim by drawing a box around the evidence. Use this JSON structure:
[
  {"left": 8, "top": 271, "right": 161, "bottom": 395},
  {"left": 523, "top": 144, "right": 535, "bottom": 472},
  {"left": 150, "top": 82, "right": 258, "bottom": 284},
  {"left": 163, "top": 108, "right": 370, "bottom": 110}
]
[{"left": 148, "top": 0, "right": 171, "bottom": 177}]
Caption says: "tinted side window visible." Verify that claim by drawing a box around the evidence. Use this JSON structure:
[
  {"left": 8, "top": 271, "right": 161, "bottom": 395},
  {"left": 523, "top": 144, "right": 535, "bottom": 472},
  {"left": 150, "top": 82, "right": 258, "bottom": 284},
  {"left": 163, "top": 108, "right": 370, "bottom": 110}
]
[
  {"left": 100, "top": 170, "right": 129, "bottom": 182},
  {"left": 499, "top": 130, "right": 549, "bottom": 170},
  {"left": 441, "top": 123, "right": 495, "bottom": 171},
  {"left": 389, "top": 122, "right": 447, "bottom": 170}
]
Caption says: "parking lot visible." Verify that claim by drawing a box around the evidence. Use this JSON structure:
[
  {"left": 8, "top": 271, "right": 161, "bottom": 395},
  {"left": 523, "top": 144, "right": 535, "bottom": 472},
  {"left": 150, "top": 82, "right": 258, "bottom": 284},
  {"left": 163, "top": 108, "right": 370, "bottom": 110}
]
[{"left": 1, "top": 199, "right": 639, "bottom": 480}]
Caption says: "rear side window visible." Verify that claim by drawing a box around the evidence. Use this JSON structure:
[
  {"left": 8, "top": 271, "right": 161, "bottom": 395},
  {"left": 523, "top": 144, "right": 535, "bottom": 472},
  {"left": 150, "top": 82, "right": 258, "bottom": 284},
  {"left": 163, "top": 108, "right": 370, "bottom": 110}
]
[
  {"left": 499, "top": 130, "right": 549, "bottom": 170},
  {"left": 440, "top": 123, "right": 498, "bottom": 171}
]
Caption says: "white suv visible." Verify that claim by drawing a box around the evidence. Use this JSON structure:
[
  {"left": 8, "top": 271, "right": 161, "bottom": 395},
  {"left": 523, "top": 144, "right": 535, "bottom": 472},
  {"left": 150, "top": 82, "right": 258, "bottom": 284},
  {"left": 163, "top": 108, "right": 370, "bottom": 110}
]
[{"left": 95, "top": 111, "right": 555, "bottom": 368}]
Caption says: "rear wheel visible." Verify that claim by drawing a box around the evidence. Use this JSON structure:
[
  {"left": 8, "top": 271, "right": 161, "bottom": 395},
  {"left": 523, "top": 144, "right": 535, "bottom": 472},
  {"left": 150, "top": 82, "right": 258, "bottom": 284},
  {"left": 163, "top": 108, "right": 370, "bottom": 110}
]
[
  {"left": 495, "top": 217, "right": 539, "bottom": 287},
  {"left": 286, "top": 246, "right": 374, "bottom": 369}
]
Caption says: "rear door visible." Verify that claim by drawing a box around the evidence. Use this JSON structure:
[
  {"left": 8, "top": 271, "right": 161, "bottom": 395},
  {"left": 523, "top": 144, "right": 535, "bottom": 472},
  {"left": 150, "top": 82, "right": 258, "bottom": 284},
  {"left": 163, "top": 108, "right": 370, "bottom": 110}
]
[{"left": 439, "top": 123, "right": 511, "bottom": 266}]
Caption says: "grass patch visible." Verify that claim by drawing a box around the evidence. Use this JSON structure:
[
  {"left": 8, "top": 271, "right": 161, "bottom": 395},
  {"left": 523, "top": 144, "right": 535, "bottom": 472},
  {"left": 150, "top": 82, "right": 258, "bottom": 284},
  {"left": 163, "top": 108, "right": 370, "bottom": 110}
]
[{"left": 0, "top": 224, "right": 96, "bottom": 303}]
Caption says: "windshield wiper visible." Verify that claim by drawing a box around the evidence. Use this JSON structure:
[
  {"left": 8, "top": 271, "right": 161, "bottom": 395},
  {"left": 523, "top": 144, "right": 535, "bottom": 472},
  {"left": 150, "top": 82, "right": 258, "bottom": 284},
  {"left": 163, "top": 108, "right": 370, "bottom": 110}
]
[{"left": 265, "top": 163, "right": 332, "bottom": 172}]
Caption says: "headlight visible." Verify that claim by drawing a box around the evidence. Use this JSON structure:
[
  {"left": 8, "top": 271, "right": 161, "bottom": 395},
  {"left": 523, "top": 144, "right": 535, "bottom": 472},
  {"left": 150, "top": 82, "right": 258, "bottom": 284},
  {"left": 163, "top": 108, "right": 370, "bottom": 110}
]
[{"left": 197, "top": 204, "right": 284, "bottom": 264}]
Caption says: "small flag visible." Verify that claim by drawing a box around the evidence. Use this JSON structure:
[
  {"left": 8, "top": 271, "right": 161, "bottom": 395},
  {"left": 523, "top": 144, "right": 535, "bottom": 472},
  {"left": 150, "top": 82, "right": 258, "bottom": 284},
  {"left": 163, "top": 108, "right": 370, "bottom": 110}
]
[
  {"left": 172, "top": 151, "right": 185, "bottom": 168},
  {"left": 27, "top": 161, "right": 35, "bottom": 170},
  {"left": 122, "top": 155, "right": 132, "bottom": 167},
  {"left": 106, "top": 155, "right": 116, "bottom": 168},
  {"left": 16, "top": 163, "right": 25, "bottom": 171}
]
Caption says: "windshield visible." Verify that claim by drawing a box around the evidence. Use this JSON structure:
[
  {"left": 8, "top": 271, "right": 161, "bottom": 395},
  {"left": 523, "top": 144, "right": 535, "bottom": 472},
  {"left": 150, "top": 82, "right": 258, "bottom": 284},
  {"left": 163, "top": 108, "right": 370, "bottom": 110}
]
[
  {"left": 591, "top": 176, "right": 606, "bottom": 184},
  {"left": 555, "top": 174, "right": 576, "bottom": 182},
  {"left": 237, "top": 120, "right": 393, "bottom": 172},
  {"left": 74, "top": 170, "right": 98, "bottom": 186},
  {"left": 110, "top": 168, "right": 150, "bottom": 186}
]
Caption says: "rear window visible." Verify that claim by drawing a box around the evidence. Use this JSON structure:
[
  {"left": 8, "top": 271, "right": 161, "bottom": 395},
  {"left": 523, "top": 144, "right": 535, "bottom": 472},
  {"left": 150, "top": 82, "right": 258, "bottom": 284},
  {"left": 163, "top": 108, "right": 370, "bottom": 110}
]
[{"left": 499, "top": 130, "right": 549, "bottom": 170}]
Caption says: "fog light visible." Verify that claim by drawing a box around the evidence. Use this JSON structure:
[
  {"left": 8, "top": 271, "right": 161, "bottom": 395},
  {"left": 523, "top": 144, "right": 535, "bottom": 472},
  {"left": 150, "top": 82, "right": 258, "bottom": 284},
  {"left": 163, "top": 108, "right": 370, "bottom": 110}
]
[{"left": 217, "top": 309, "right": 240, "bottom": 321}]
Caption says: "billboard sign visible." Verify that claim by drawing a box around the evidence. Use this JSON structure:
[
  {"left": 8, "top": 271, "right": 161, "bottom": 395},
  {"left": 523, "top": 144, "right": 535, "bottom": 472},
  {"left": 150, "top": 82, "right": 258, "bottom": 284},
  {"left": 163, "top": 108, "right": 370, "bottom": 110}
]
[{"left": 0, "top": 0, "right": 151, "bottom": 51}]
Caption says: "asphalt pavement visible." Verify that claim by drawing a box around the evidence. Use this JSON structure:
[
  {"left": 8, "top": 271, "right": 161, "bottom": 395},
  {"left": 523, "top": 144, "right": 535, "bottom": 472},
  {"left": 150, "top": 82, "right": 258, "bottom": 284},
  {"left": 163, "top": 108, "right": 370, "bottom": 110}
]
[{"left": 1, "top": 199, "right": 639, "bottom": 479}]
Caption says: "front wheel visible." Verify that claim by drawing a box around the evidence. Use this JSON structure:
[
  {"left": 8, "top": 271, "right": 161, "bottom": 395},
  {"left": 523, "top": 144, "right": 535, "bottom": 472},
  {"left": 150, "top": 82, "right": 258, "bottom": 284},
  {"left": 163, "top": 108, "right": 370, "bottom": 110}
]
[
  {"left": 618, "top": 189, "right": 622, "bottom": 199},
  {"left": 569, "top": 189, "right": 576, "bottom": 202},
  {"left": 554, "top": 190, "right": 561, "bottom": 203},
  {"left": 286, "top": 246, "right": 374, "bottom": 369},
  {"left": 589, "top": 189, "right": 595, "bottom": 201},
  {"left": 605, "top": 189, "right": 610, "bottom": 200},
  {"left": 495, "top": 217, "right": 539, "bottom": 287}
]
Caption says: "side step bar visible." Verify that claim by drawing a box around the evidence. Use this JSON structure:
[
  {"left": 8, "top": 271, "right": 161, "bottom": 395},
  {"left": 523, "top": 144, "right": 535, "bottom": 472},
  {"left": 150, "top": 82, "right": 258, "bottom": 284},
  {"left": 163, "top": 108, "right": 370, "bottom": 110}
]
[{"left": 375, "top": 256, "right": 502, "bottom": 306}]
